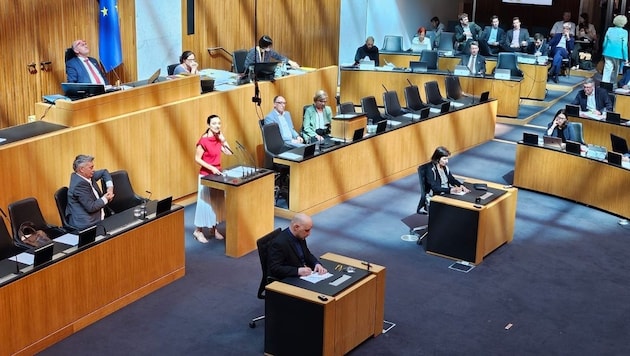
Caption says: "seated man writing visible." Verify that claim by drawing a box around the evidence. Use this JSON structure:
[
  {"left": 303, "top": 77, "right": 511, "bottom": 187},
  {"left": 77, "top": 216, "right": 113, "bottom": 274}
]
[{"left": 571, "top": 78, "right": 613, "bottom": 120}]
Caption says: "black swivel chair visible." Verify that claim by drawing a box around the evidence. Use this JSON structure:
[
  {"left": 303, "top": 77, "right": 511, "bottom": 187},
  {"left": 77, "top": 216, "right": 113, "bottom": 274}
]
[
  {"left": 419, "top": 50, "right": 439, "bottom": 70},
  {"left": 493, "top": 52, "right": 523, "bottom": 77},
  {"left": 383, "top": 90, "right": 412, "bottom": 120},
  {"left": 404, "top": 85, "right": 427, "bottom": 111},
  {"left": 339, "top": 102, "right": 356, "bottom": 114},
  {"left": 261, "top": 123, "right": 291, "bottom": 203},
  {"left": 8, "top": 197, "right": 65, "bottom": 249},
  {"left": 167, "top": 63, "right": 179, "bottom": 76},
  {"left": 445, "top": 76, "right": 468, "bottom": 102},
  {"left": 54, "top": 186, "right": 79, "bottom": 233},
  {"left": 102, "top": 170, "right": 144, "bottom": 214},
  {"left": 232, "top": 49, "right": 249, "bottom": 74},
  {"left": 424, "top": 81, "right": 449, "bottom": 107},
  {"left": 249, "top": 227, "right": 282, "bottom": 328},
  {"left": 64, "top": 48, "right": 76, "bottom": 62},
  {"left": 361, "top": 96, "right": 386, "bottom": 124}
]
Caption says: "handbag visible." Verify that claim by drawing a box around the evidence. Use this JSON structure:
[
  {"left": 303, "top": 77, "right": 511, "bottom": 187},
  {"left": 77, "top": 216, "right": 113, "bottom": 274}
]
[{"left": 18, "top": 221, "right": 52, "bottom": 248}]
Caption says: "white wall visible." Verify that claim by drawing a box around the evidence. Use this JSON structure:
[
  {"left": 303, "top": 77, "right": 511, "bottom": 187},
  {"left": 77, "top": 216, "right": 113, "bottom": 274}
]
[
  {"left": 135, "top": 0, "right": 182, "bottom": 79},
  {"left": 339, "top": 0, "right": 461, "bottom": 65}
]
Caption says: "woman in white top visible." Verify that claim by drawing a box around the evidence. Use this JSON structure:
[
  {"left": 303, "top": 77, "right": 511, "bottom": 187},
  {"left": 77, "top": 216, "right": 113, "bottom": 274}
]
[{"left": 411, "top": 27, "right": 433, "bottom": 53}]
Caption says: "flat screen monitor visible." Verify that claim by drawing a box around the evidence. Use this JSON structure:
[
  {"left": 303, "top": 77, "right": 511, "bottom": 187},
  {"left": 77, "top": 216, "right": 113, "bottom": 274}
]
[
  {"left": 61, "top": 83, "right": 105, "bottom": 99},
  {"left": 419, "top": 107, "right": 430, "bottom": 119},
  {"left": 479, "top": 91, "right": 490, "bottom": 103},
  {"left": 565, "top": 104, "right": 580, "bottom": 117},
  {"left": 610, "top": 133, "right": 629, "bottom": 154},
  {"left": 608, "top": 151, "right": 622, "bottom": 166},
  {"left": 78, "top": 225, "right": 97, "bottom": 248},
  {"left": 376, "top": 120, "right": 387, "bottom": 133},
  {"left": 302, "top": 143, "right": 316, "bottom": 158},
  {"left": 33, "top": 243, "right": 54, "bottom": 267},
  {"left": 440, "top": 101, "right": 450, "bottom": 113},
  {"left": 409, "top": 61, "right": 428, "bottom": 73},
  {"left": 156, "top": 196, "right": 173, "bottom": 217},
  {"left": 253, "top": 61, "right": 279, "bottom": 80},
  {"left": 352, "top": 127, "right": 365, "bottom": 141},
  {"left": 606, "top": 111, "right": 621, "bottom": 124},
  {"left": 522, "top": 132, "right": 538, "bottom": 145},
  {"left": 565, "top": 140, "right": 581, "bottom": 155}
]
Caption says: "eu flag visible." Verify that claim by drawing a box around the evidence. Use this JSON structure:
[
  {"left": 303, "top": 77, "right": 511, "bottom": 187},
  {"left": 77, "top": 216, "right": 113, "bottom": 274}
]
[{"left": 99, "top": 0, "right": 122, "bottom": 72}]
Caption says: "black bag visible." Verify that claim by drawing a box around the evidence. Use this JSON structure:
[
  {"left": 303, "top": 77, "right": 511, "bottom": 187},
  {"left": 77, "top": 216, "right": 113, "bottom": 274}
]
[{"left": 18, "top": 221, "right": 52, "bottom": 248}]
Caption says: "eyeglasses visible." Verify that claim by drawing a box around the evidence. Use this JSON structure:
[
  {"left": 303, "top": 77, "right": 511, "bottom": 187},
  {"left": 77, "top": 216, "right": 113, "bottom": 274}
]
[
  {"left": 318, "top": 99, "right": 328, "bottom": 103},
  {"left": 275, "top": 101, "right": 287, "bottom": 104},
  {"left": 186, "top": 57, "right": 196, "bottom": 61}
]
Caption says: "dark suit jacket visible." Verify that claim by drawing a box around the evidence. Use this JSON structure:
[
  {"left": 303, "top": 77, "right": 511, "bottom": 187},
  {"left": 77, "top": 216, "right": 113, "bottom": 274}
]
[
  {"left": 480, "top": 26, "right": 506, "bottom": 45},
  {"left": 66, "top": 56, "right": 109, "bottom": 84},
  {"left": 459, "top": 54, "right": 487, "bottom": 74},
  {"left": 527, "top": 41, "right": 550, "bottom": 56},
  {"left": 503, "top": 28, "right": 531, "bottom": 48},
  {"left": 548, "top": 33, "right": 575, "bottom": 56},
  {"left": 454, "top": 22, "right": 482, "bottom": 43},
  {"left": 66, "top": 170, "right": 112, "bottom": 230},
  {"left": 426, "top": 163, "right": 463, "bottom": 195},
  {"left": 571, "top": 87, "right": 613, "bottom": 112},
  {"left": 268, "top": 228, "right": 319, "bottom": 280}
]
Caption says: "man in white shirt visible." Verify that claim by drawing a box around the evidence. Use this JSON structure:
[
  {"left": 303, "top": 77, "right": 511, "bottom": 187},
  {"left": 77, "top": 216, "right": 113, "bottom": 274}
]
[
  {"left": 264, "top": 96, "right": 304, "bottom": 148},
  {"left": 65, "top": 39, "right": 109, "bottom": 84},
  {"left": 550, "top": 11, "right": 576, "bottom": 36}
]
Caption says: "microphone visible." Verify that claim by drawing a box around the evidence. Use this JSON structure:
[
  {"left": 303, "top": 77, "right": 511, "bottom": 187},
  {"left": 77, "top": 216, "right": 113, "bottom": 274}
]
[
  {"left": 236, "top": 140, "right": 258, "bottom": 174},
  {"left": 382, "top": 84, "right": 389, "bottom": 92},
  {"left": 406, "top": 78, "right": 413, "bottom": 87},
  {"left": 361, "top": 260, "right": 372, "bottom": 271},
  {"left": 222, "top": 144, "right": 234, "bottom": 155}
]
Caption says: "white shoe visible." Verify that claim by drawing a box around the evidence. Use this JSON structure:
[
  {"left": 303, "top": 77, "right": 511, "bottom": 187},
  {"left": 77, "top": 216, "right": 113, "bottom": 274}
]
[{"left": 193, "top": 230, "right": 209, "bottom": 243}]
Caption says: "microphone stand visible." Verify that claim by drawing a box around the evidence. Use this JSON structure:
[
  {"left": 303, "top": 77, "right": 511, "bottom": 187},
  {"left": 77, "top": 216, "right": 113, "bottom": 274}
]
[{"left": 251, "top": 0, "right": 261, "bottom": 106}]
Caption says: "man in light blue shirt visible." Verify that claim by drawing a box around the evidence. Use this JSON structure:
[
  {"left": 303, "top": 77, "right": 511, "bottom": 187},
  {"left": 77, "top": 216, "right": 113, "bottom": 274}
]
[
  {"left": 479, "top": 15, "right": 505, "bottom": 56},
  {"left": 264, "top": 96, "right": 304, "bottom": 147}
]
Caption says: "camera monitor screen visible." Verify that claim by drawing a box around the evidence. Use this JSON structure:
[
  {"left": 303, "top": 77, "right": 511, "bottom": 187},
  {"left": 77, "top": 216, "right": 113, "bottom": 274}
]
[
  {"left": 61, "top": 83, "right": 106, "bottom": 99},
  {"left": 253, "top": 62, "right": 279, "bottom": 81}
]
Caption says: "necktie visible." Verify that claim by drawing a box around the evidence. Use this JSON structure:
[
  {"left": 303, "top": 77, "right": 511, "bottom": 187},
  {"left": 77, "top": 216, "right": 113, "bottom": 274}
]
[
  {"left": 469, "top": 56, "right": 476, "bottom": 74},
  {"left": 84, "top": 59, "right": 103, "bottom": 84}
]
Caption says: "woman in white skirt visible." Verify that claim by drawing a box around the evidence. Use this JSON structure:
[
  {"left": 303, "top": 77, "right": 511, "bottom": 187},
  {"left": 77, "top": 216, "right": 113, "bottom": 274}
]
[{"left": 193, "top": 114, "right": 232, "bottom": 243}]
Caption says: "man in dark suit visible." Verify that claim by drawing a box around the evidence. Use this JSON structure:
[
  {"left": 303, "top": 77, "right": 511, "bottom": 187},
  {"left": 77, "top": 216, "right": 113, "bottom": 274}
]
[
  {"left": 65, "top": 39, "right": 109, "bottom": 84},
  {"left": 571, "top": 78, "right": 613, "bottom": 117},
  {"left": 66, "top": 154, "right": 115, "bottom": 230},
  {"left": 548, "top": 23, "right": 575, "bottom": 83},
  {"left": 527, "top": 33, "right": 550, "bottom": 57},
  {"left": 479, "top": 15, "right": 505, "bottom": 56},
  {"left": 502, "top": 17, "right": 530, "bottom": 52},
  {"left": 268, "top": 213, "right": 328, "bottom": 280},
  {"left": 454, "top": 13, "right": 482, "bottom": 54},
  {"left": 459, "top": 41, "right": 486, "bottom": 75}
]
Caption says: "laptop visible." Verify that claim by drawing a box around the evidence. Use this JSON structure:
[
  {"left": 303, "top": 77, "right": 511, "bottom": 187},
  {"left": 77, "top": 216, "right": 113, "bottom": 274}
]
[
  {"left": 607, "top": 151, "right": 623, "bottom": 166},
  {"left": 606, "top": 111, "right": 621, "bottom": 124},
  {"left": 479, "top": 91, "right": 490, "bottom": 103},
  {"left": 155, "top": 196, "right": 173, "bottom": 217},
  {"left": 565, "top": 104, "right": 580, "bottom": 117},
  {"left": 376, "top": 120, "right": 387, "bottom": 134},
  {"left": 610, "top": 134, "right": 629, "bottom": 154},
  {"left": 565, "top": 140, "right": 581, "bottom": 155},
  {"left": 543, "top": 135, "right": 563, "bottom": 150},
  {"left": 78, "top": 225, "right": 98, "bottom": 248},
  {"left": 125, "top": 68, "right": 161, "bottom": 87},
  {"left": 352, "top": 128, "right": 365, "bottom": 141},
  {"left": 409, "top": 61, "right": 428, "bottom": 73},
  {"left": 33, "top": 243, "right": 54, "bottom": 267},
  {"left": 523, "top": 132, "right": 539, "bottom": 145},
  {"left": 440, "top": 101, "right": 450, "bottom": 113}
]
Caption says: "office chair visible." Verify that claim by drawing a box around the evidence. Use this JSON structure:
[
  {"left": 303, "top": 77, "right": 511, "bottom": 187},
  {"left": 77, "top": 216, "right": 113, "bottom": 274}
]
[
  {"left": 493, "top": 53, "right": 523, "bottom": 77},
  {"left": 361, "top": 96, "right": 385, "bottom": 124},
  {"left": 167, "top": 63, "right": 178, "bottom": 76},
  {"left": 249, "top": 227, "right": 282, "bottom": 328},
  {"left": 8, "top": 197, "right": 66, "bottom": 249},
  {"left": 404, "top": 84, "right": 427, "bottom": 111},
  {"left": 383, "top": 90, "right": 411, "bottom": 120},
  {"left": 339, "top": 102, "right": 356, "bottom": 114},
  {"left": 232, "top": 49, "right": 249, "bottom": 74},
  {"left": 424, "top": 81, "right": 448, "bottom": 107},
  {"left": 382, "top": 35, "right": 403, "bottom": 52},
  {"left": 568, "top": 122, "right": 585, "bottom": 145},
  {"left": 0, "top": 217, "right": 24, "bottom": 261},
  {"left": 445, "top": 76, "right": 464, "bottom": 101},
  {"left": 437, "top": 32, "right": 455, "bottom": 54},
  {"left": 64, "top": 48, "right": 76, "bottom": 62},
  {"left": 54, "top": 186, "right": 79, "bottom": 233},
  {"left": 608, "top": 93, "right": 616, "bottom": 111},
  {"left": 261, "top": 123, "right": 291, "bottom": 203},
  {"left": 419, "top": 50, "right": 439, "bottom": 70},
  {"left": 102, "top": 170, "right": 144, "bottom": 214}
]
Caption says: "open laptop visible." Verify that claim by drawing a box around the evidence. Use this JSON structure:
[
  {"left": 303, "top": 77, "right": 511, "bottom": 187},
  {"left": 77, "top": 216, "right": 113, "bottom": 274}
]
[
  {"left": 352, "top": 128, "right": 365, "bottom": 141},
  {"left": 522, "top": 132, "right": 539, "bottom": 145},
  {"left": 125, "top": 68, "right": 161, "bottom": 88},
  {"left": 479, "top": 91, "right": 490, "bottom": 103},
  {"left": 409, "top": 61, "right": 428, "bottom": 73},
  {"left": 543, "top": 135, "right": 563, "bottom": 150},
  {"left": 606, "top": 111, "right": 622, "bottom": 124},
  {"left": 375, "top": 120, "right": 387, "bottom": 134},
  {"left": 607, "top": 151, "right": 623, "bottom": 166},
  {"left": 156, "top": 196, "right": 173, "bottom": 217},
  {"left": 278, "top": 143, "right": 316, "bottom": 160},
  {"left": 565, "top": 140, "right": 581, "bottom": 155},
  {"left": 610, "top": 133, "right": 629, "bottom": 154},
  {"left": 565, "top": 104, "right": 580, "bottom": 117},
  {"left": 78, "top": 225, "right": 98, "bottom": 248}
]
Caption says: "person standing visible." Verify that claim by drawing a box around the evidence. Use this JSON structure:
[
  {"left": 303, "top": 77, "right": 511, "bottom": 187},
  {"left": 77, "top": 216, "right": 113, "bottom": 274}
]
[
  {"left": 66, "top": 154, "right": 114, "bottom": 230},
  {"left": 601, "top": 15, "right": 629, "bottom": 84},
  {"left": 193, "top": 115, "right": 233, "bottom": 243}
]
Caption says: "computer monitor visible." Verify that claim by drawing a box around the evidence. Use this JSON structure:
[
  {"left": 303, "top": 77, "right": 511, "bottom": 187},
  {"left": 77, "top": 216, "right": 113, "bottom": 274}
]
[
  {"left": 376, "top": 120, "right": 387, "bottom": 134},
  {"left": 610, "top": 133, "right": 629, "bottom": 154},
  {"left": 409, "top": 61, "right": 428, "bottom": 73},
  {"left": 155, "top": 196, "right": 173, "bottom": 217},
  {"left": 61, "top": 83, "right": 106, "bottom": 99},
  {"left": 419, "top": 107, "right": 430, "bottom": 119},
  {"left": 479, "top": 91, "right": 490, "bottom": 103},
  {"left": 352, "top": 128, "right": 365, "bottom": 141},
  {"left": 565, "top": 104, "right": 580, "bottom": 117},
  {"left": 302, "top": 143, "right": 316, "bottom": 158},
  {"left": 78, "top": 225, "right": 98, "bottom": 248},
  {"left": 522, "top": 132, "right": 538, "bottom": 145},
  {"left": 565, "top": 140, "right": 581, "bottom": 155},
  {"left": 253, "top": 61, "right": 279, "bottom": 81},
  {"left": 606, "top": 111, "right": 622, "bottom": 124},
  {"left": 33, "top": 243, "right": 54, "bottom": 267},
  {"left": 607, "top": 151, "right": 623, "bottom": 166},
  {"left": 440, "top": 101, "right": 450, "bottom": 113}
]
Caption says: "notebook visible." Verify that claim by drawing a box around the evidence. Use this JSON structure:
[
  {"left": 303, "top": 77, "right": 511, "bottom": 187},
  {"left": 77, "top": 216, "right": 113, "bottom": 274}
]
[
  {"left": 565, "top": 104, "right": 580, "bottom": 117},
  {"left": 543, "top": 135, "right": 563, "bottom": 150},
  {"left": 522, "top": 132, "right": 538, "bottom": 145},
  {"left": 409, "top": 61, "right": 428, "bottom": 73},
  {"left": 607, "top": 151, "right": 623, "bottom": 166},
  {"left": 565, "top": 140, "right": 581, "bottom": 155},
  {"left": 606, "top": 111, "right": 621, "bottom": 124}
]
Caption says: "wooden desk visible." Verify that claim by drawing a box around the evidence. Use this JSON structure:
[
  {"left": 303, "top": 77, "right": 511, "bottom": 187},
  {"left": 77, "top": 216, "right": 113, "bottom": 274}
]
[
  {"left": 514, "top": 143, "right": 630, "bottom": 218},
  {"left": 379, "top": 52, "right": 546, "bottom": 100},
  {"left": 274, "top": 101, "right": 497, "bottom": 216},
  {"left": 35, "top": 76, "right": 201, "bottom": 126},
  {"left": 426, "top": 179, "right": 517, "bottom": 264},
  {"left": 615, "top": 93, "right": 630, "bottom": 118},
  {"left": 331, "top": 113, "right": 367, "bottom": 141},
  {"left": 0, "top": 207, "right": 185, "bottom": 356},
  {"left": 200, "top": 167, "right": 274, "bottom": 258},
  {"left": 340, "top": 68, "right": 521, "bottom": 117},
  {"left": 265, "top": 253, "right": 385, "bottom": 356},
  {"left": 569, "top": 115, "right": 630, "bottom": 149}
]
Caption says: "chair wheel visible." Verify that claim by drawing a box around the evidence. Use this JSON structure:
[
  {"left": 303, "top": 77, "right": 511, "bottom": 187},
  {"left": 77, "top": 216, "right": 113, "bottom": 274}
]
[{"left": 249, "top": 321, "right": 256, "bottom": 328}]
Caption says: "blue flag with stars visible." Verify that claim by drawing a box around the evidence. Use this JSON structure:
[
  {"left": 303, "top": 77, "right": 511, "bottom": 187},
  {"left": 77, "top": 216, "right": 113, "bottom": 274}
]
[{"left": 99, "top": 0, "right": 122, "bottom": 72}]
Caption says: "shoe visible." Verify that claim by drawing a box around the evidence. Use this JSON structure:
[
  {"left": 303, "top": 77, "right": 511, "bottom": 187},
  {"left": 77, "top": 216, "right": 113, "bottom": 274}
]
[
  {"left": 417, "top": 206, "right": 428, "bottom": 215},
  {"left": 213, "top": 227, "right": 224, "bottom": 240},
  {"left": 193, "top": 230, "right": 209, "bottom": 243},
  {"left": 552, "top": 75, "right": 559, "bottom": 84}
]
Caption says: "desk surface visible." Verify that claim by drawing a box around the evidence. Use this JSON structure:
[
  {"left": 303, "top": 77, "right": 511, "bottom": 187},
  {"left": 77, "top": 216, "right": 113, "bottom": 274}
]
[
  {"left": 277, "top": 258, "right": 371, "bottom": 296},
  {"left": 0, "top": 121, "right": 67, "bottom": 146}
]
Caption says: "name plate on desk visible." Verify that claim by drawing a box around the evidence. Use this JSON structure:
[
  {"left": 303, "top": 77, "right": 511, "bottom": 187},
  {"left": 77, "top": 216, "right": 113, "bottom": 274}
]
[
  {"left": 494, "top": 69, "right": 511, "bottom": 80},
  {"left": 454, "top": 68, "right": 471, "bottom": 76}
]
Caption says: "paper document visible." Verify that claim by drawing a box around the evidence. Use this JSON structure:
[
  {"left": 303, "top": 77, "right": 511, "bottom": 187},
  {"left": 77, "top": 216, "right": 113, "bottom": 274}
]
[
  {"left": 386, "top": 120, "right": 402, "bottom": 126},
  {"left": 54, "top": 233, "right": 79, "bottom": 246},
  {"left": 429, "top": 108, "right": 441, "bottom": 113},
  {"left": 451, "top": 190, "right": 467, "bottom": 196},
  {"left": 329, "top": 274, "right": 352, "bottom": 286},
  {"left": 451, "top": 102, "right": 465, "bottom": 108},
  {"left": 300, "top": 272, "right": 333, "bottom": 284},
  {"left": 14, "top": 252, "right": 34, "bottom": 265}
]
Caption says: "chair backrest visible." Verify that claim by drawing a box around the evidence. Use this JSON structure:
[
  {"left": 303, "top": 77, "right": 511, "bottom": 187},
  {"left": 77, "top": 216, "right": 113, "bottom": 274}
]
[
  {"left": 255, "top": 228, "right": 282, "bottom": 299},
  {"left": 416, "top": 163, "right": 432, "bottom": 213},
  {"left": 608, "top": 93, "right": 616, "bottom": 111},
  {"left": 261, "top": 123, "right": 286, "bottom": 169},
  {"left": 404, "top": 85, "right": 425, "bottom": 111},
  {"left": 104, "top": 170, "right": 144, "bottom": 214},
  {"left": 339, "top": 102, "right": 356, "bottom": 114},
  {"left": 167, "top": 63, "right": 178, "bottom": 76},
  {"left": 54, "top": 186, "right": 77, "bottom": 231},
  {"left": 568, "top": 122, "right": 585, "bottom": 145},
  {"left": 8, "top": 197, "right": 50, "bottom": 245},
  {"left": 65, "top": 48, "right": 76, "bottom": 62},
  {"left": 383, "top": 91, "right": 404, "bottom": 117},
  {"left": 419, "top": 50, "right": 439, "bottom": 70},
  {"left": 445, "top": 76, "right": 463, "bottom": 100},
  {"left": 360, "top": 96, "right": 383, "bottom": 124},
  {"left": 424, "top": 81, "right": 445, "bottom": 105},
  {"left": 382, "top": 35, "right": 403, "bottom": 52},
  {"left": 233, "top": 49, "right": 249, "bottom": 73},
  {"left": 437, "top": 32, "right": 455, "bottom": 52},
  {"left": 496, "top": 53, "right": 523, "bottom": 77}
]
